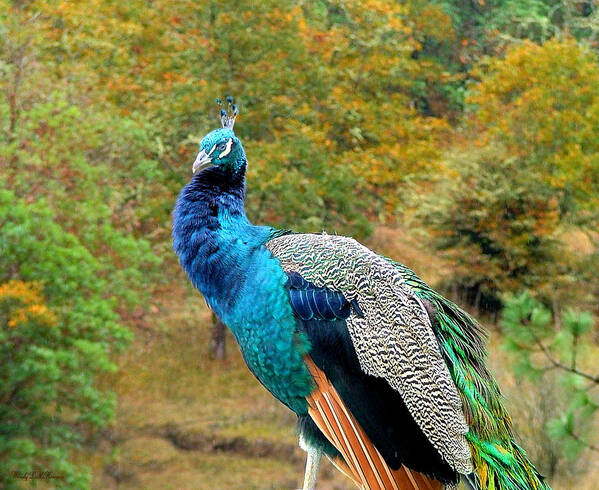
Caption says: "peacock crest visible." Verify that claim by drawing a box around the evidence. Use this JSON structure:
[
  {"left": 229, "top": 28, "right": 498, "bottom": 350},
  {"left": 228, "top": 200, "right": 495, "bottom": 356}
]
[{"left": 216, "top": 96, "right": 238, "bottom": 130}]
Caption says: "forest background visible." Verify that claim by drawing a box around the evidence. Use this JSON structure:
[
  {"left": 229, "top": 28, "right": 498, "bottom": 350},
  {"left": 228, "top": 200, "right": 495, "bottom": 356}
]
[{"left": 1, "top": 0, "right": 598, "bottom": 488}]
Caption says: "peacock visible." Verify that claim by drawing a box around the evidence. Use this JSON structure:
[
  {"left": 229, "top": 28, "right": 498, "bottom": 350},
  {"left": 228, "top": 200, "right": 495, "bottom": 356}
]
[{"left": 172, "top": 99, "right": 550, "bottom": 490}]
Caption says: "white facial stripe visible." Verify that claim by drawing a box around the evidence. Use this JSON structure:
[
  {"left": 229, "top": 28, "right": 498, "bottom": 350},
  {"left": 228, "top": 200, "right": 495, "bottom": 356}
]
[
  {"left": 208, "top": 144, "right": 217, "bottom": 156},
  {"left": 218, "top": 138, "right": 233, "bottom": 158}
]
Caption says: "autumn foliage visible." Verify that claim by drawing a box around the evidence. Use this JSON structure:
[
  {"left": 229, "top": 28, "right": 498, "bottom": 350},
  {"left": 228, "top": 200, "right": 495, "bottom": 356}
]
[{"left": 1, "top": 0, "right": 598, "bottom": 486}]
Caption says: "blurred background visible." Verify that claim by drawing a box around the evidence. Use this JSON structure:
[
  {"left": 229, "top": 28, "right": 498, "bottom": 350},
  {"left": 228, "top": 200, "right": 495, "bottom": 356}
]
[{"left": 1, "top": 0, "right": 598, "bottom": 488}]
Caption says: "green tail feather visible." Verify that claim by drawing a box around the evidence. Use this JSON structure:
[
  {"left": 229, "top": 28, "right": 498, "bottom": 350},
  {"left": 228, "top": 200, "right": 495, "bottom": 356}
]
[{"left": 388, "top": 260, "right": 551, "bottom": 490}]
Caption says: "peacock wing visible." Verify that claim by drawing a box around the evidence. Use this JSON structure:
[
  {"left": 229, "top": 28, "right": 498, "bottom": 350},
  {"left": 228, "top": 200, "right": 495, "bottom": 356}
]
[{"left": 266, "top": 233, "right": 473, "bottom": 476}]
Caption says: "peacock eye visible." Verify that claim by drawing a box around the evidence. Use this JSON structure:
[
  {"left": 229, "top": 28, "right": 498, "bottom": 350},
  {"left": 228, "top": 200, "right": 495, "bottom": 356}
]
[{"left": 216, "top": 142, "right": 227, "bottom": 151}]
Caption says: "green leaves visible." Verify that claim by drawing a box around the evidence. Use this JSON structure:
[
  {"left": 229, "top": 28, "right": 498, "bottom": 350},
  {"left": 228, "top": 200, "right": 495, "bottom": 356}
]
[
  {"left": 564, "top": 309, "right": 593, "bottom": 337},
  {"left": 0, "top": 196, "right": 135, "bottom": 487},
  {"left": 501, "top": 293, "right": 598, "bottom": 463}
]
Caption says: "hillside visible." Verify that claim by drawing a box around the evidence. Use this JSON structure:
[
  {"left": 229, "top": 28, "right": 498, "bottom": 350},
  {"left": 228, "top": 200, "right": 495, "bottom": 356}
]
[{"left": 80, "top": 230, "right": 597, "bottom": 489}]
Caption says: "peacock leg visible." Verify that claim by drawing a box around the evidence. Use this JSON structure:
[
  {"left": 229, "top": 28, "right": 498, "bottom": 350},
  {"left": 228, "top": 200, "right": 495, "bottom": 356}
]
[{"left": 302, "top": 447, "right": 322, "bottom": 490}]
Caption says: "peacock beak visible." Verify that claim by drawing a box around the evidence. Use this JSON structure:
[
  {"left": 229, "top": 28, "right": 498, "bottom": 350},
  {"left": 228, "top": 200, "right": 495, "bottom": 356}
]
[{"left": 192, "top": 150, "right": 214, "bottom": 174}]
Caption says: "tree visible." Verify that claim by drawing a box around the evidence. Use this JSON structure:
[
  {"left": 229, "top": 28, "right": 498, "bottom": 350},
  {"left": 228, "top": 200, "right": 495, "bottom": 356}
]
[
  {"left": 13, "top": 0, "right": 470, "bottom": 235},
  {"left": 0, "top": 191, "right": 135, "bottom": 488},
  {"left": 469, "top": 38, "right": 599, "bottom": 223},
  {"left": 1, "top": 3, "right": 164, "bottom": 304},
  {"left": 418, "top": 143, "right": 563, "bottom": 311},
  {"left": 420, "top": 38, "right": 599, "bottom": 310},
  {"left": 501, "top": 292, "right": 598, "bottom": 472},
  {"left": 434, "top": 0, "right": 599, "bottom": 58}
]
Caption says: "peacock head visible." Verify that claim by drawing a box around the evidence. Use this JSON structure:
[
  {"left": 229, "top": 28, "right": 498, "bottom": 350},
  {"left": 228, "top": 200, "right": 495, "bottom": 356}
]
[{"left": 192, "top": 97, "right": 246, "bottom": 175}]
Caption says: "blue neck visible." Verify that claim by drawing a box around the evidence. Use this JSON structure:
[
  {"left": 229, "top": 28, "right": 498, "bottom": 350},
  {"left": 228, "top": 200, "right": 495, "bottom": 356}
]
[
  {"left": 172, "top": 162, "right": 313, "bottom": 415},
  {"left": 172, "top": 165, "right": 273, "bottom": 321}
]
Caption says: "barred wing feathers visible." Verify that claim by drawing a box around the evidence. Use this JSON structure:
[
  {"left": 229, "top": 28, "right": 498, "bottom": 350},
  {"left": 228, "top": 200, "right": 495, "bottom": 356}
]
[
  {"left": 266, "top": 233, "right": 473, "bottom": 475},
  {"left": 390, "top": 261, "right": 550, "bottom": 490}
]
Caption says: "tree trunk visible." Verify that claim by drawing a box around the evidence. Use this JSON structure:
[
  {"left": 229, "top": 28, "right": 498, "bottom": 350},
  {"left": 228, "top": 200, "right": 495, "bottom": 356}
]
[
  {"left": 209, "top": 313, "right": 227, "bottom": 360},
  {"left": 552, "top": 296, "right": 561, "bottom": 330},
  {"left": 473, "top": 286, "right": 482, "bottom": 318},
  {"left": 452, "top": 282, "right": 458, "bottom": 303}
]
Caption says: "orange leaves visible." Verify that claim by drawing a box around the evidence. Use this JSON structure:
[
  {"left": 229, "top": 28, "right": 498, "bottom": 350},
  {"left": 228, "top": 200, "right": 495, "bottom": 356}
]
[
  {"left": 0, "top": 281, "right": 56, "bottom": 328},
  {"left": 467, "top": 38, "right": 599, "bottom": 215},
  {"left": 410, "top": 3, "right": 456, "bottom": 43},
  {"left": 10, "top": 0, "right": 484, "bottom": 229},
  {"left": 0, "top": 281, "right": 44, "bottom": 307}
]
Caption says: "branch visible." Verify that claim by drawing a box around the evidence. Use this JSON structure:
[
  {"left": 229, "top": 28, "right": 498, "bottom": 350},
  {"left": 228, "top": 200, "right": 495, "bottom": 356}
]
[
  {"left": 568, "top": 429, "right": 599, "bottom": 453},
  {"left": 571, "top": 329, "right": 578, "bottom": 371},
  {"left": 528, "top": 328, "right": 599, "bottom": 385}
]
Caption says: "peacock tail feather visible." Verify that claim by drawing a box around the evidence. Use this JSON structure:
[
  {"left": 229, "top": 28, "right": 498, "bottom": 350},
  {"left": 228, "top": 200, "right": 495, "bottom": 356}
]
[{"left": 390, "top": 260, "right": 550, "bottom": 490}]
